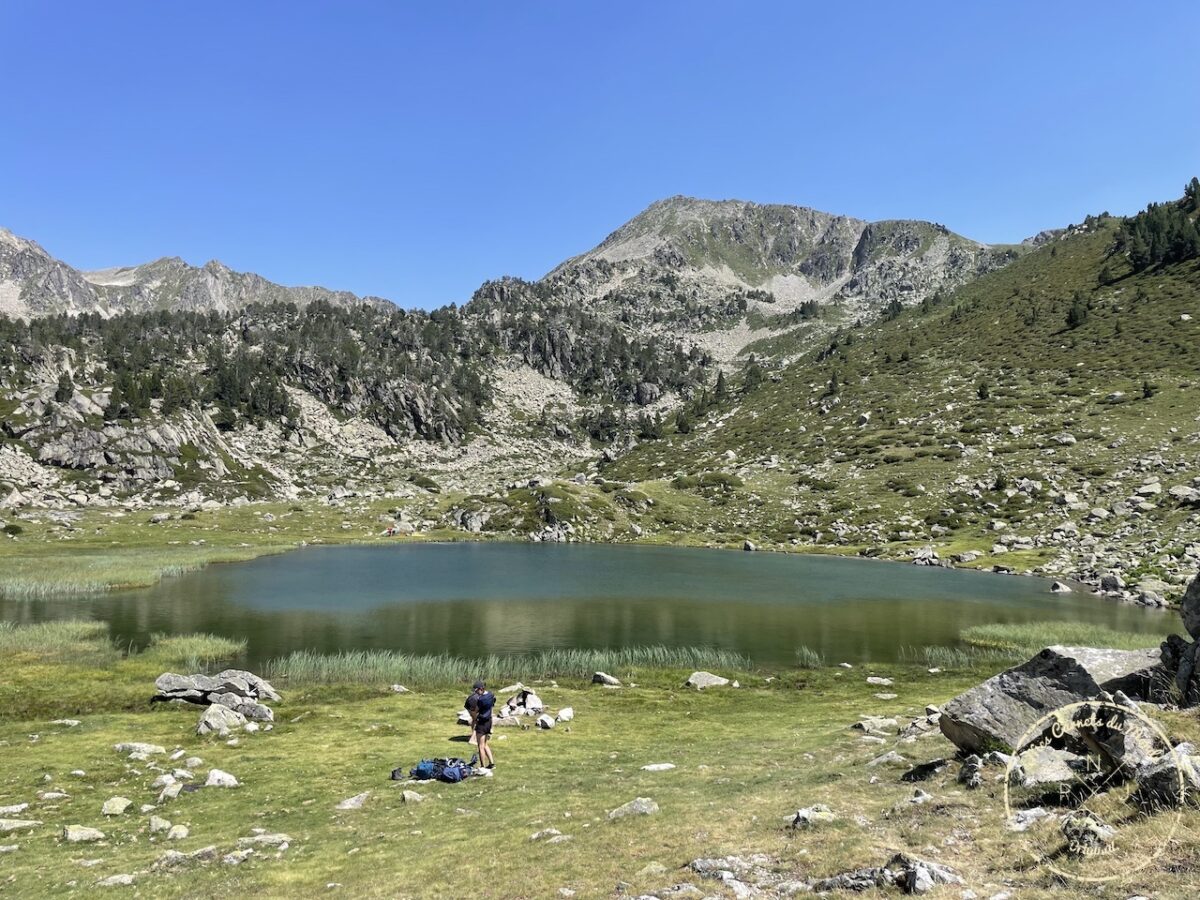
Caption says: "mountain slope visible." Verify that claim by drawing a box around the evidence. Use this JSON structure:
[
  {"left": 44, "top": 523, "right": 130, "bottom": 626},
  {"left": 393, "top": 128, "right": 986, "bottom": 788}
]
[{"left": 600, "top": 197, "right": 1200, "bottom": 592}]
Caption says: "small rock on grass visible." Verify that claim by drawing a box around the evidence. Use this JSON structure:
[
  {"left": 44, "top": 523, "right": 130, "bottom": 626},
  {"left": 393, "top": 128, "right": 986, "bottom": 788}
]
[
  {"left": 149, "top": 816, "right": 171, "bottom": 834},
  {"left": 401, "top": 790, "right": 424, "bottom": 804},
  {"left": 0, "top": 819, "right": 42, "bottom": 833},
  {"left": 592, "top": 672, "right": 621, "bottom": 686},
  {"left": 0, "top": 804, "right": 29, "bottom": 816},
  {"left": 113, "top": 742, "right": 165, "bottom": 756},
  {"left": 866, "top": 676, "right": 893, "bottom": 686},
  {"left": 641, "top": 763, "right": 676, "bottom": 772},
  {"left": 0, "top": 845, "right": 18, "bottom": 853},
  {"left": 609, "top": 797, "right": 658, "bottom": 819},
  {"left": 167, "top": 825, "right": 189, "bottom": 841},
  {"left": 64, "top": 825, "right": 105, "bottom": 843},
  {"left": 336, "top": 792, "right": 370, "bottom": 810},
  {"left": 222, "top": 849, "right": 254, "bottom": 866},
  {"left": 530, "top": 828, "right": 562, "bottom": 842},
  {"left": 684, "top": 671, "right": 729, "bottom": 690},
  {"left": 790, "top": 804, "right": 836, "bottom": 827},
  {"left": 204, "top": 769, "right": 238, "bottom": 788},
  {"left": 97, "top": 874, "right": 134, "bottom": 887}
]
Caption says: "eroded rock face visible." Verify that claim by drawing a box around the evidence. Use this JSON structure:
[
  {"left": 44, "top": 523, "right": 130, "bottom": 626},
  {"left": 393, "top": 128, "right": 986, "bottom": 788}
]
[{"left": 938, "top": 646, "right": 1161, "bottom": 753}]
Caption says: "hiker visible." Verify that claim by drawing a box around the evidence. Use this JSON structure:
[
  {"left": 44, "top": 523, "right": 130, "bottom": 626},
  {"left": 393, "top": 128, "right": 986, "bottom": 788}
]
[{"left": 467, "top": 679, "right": 496, "bottom": 769}]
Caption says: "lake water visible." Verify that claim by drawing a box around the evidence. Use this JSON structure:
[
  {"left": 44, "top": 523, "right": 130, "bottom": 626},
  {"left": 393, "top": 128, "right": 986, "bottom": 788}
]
[{"left": 0, "top": 543, "right": 1173, "bottom": 666}]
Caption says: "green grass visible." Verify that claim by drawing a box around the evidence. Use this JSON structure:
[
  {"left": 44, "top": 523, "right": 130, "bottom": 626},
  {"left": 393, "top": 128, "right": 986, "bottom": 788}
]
[
  {"left": 267, "top": 645, "right": 751, "bottom": 687},
  {"left": 960, "top": 621, "right": 1166, "bottom": 654},
  {"left": 1, "top": 620, "right": 1197, "bottom": 898}
]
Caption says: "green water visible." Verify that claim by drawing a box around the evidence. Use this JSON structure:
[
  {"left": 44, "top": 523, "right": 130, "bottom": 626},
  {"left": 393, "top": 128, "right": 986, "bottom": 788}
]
[{"left": 0, "top": 543, "right": 1172, "bottom": 666}]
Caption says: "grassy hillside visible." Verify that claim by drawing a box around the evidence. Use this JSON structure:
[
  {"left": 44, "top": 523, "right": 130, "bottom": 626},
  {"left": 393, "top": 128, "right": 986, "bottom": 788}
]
[{"left": 599, "top": 207, "right": 1200, "bottom": 590}]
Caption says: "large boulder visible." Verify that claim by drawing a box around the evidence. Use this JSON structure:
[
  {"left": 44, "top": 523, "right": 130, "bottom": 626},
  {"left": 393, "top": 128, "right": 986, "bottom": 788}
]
[
  {"left": 938, "top": 646, "right": 1161, "bottom": 753},
  {"left": 1182, "top": 572, "right": 1200, "bottom": 639}
]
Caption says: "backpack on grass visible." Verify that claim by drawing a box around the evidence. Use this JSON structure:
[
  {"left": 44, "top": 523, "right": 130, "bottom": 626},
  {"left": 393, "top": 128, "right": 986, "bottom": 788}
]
[{"left": 398, "top": 757, "right": 473, "bottom": 783}]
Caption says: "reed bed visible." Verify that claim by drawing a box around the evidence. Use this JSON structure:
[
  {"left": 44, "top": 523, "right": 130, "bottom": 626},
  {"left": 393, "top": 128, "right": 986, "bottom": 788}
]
[
  {"left": 267, "top": 645, "right": 751, "bottom": 687},
  {"left": 900, "top": 644, "right": 1022, "bottom": 669},
  {"left": 0, "top": 619, "right": 118, "bottom": 665},
  {"left": 960, "top": 621, "right": 1164, "bottom": 654}
]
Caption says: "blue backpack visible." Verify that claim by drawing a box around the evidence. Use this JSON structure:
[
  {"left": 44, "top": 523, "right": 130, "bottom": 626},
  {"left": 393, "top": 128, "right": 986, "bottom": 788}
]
[{"left": 400, "top": 757, "right": 474, "bottom": 783}]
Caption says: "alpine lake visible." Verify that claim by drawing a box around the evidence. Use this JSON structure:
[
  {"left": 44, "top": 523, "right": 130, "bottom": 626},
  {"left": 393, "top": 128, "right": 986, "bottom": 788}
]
[{"left": 0, "top": 543, "right": 1174, "bottom": 667}]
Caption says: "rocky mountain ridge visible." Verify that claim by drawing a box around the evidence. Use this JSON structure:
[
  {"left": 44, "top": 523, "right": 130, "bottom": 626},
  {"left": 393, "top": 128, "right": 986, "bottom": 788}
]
[{"left": 0, "top": 227, "right": 390, "bottom": 320}]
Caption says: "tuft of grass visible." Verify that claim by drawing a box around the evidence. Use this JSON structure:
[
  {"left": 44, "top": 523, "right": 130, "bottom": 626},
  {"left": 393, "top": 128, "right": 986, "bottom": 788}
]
[
  {"left": 960, "top": 621, "right": 1164, "bottom": 654},
  {"left": 143, "top": 632, "right": 247, "bottom": 671},
  {"left": 267, "top": 645, "right": 751, "bottom": 687},
  {"left": 794, "top": 645, "right": 824, "bottom": 669}
]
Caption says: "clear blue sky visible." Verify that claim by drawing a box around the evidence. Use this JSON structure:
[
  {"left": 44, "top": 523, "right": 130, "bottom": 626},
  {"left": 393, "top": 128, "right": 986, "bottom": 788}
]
[{"left": 3, "top": 1, "right": 1198, "bottom": 309}]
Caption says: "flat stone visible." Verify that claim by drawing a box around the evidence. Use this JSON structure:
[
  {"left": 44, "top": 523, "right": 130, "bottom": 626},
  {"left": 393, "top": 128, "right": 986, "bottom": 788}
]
[
  {"left": 641, "top": 763, "right": 676, "bottom": 772},
  {"left": 102, "top": 797, "right": 132, "bottom": 816},
  {"left": 167, "top": 824, "right": 189, "bottom": 840},
  {"left": 0, "top": 804, "right": 29, "bottom": 816},
  {"left": 401, "top": 790, "right": 424, "bottom": 804},
  {"left": 0, "top": 819, "right": 41, "bottom": 833},
  {"left": 237, "top": 832, "right": 291, "bottom": 847},
  {"left": 113, "top": 742, "right": 165, "bottom": 756},
  {"left": 336, "top": 791, "right": 370, "bottom": 810},
  {"left": 97, "top": 874, "right": 134, "bottom": 887},
  {"left": 684, "top": 671, "right": 729, "bottom": 690},
  {"left": 592, "top": 672, "right": 621, "bottom": 686},
  {"left": 64, "top": 824, "right": 105, "bottom": 843}
]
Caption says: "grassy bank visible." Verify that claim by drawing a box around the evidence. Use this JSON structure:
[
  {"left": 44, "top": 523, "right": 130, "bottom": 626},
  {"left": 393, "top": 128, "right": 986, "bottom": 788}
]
[{"left": 0, "top": 623, "right": 1197, "bottom": 897}]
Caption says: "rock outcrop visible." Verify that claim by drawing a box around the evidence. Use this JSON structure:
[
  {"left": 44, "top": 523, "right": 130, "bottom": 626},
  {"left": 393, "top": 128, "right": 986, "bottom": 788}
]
[
  {"left": 938, "top": 646, "right": 1161, "bottom": 753},
  {"left": 154, "top": 670, "right": 280, "bottom": 724}
]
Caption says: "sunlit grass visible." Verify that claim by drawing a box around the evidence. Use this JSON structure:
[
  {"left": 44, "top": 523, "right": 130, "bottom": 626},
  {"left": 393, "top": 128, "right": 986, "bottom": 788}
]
[{"left": 960, "top": 621, "right": 1165, "bottom": 654}]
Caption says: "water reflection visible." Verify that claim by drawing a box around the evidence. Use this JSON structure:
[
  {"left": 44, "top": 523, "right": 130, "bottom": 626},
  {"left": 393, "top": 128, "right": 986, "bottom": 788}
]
[{"left": 0, "top": 543, "right": 1174, "bottom": 666}]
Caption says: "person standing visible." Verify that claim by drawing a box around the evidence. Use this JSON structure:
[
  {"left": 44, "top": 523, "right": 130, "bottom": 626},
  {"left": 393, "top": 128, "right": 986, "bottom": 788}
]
[{"left": 468, "top": 679, "right": 496, "bottom": 769}]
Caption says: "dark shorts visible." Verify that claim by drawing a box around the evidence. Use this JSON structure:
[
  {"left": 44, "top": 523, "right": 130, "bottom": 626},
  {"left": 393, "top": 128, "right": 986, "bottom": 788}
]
[{"left": 474, "top": 718, "right": 493, "bottom": 737}]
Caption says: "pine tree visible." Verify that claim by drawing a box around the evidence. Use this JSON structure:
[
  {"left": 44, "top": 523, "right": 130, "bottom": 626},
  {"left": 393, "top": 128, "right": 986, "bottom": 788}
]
[
  {"left": 54, "top": 371, "right": 74, "bottom": 403},
  {"left": 714, "top": 369, "right": 728, "bottom": 401}
]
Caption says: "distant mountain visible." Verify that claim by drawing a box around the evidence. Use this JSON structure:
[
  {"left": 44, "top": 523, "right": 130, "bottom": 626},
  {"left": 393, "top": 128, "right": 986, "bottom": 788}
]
[
  {"left": 533, "top": 197, "right": 1023, "bottom": 355},
  {"left": 0, "top": 227, "right": 390, "bottom": 319}
]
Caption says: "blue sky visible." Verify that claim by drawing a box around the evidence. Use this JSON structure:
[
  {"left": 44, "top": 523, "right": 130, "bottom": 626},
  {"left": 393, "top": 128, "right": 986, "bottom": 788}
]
[{"left": 3, "top": 2, "right": 1198, "bottom": 309}]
